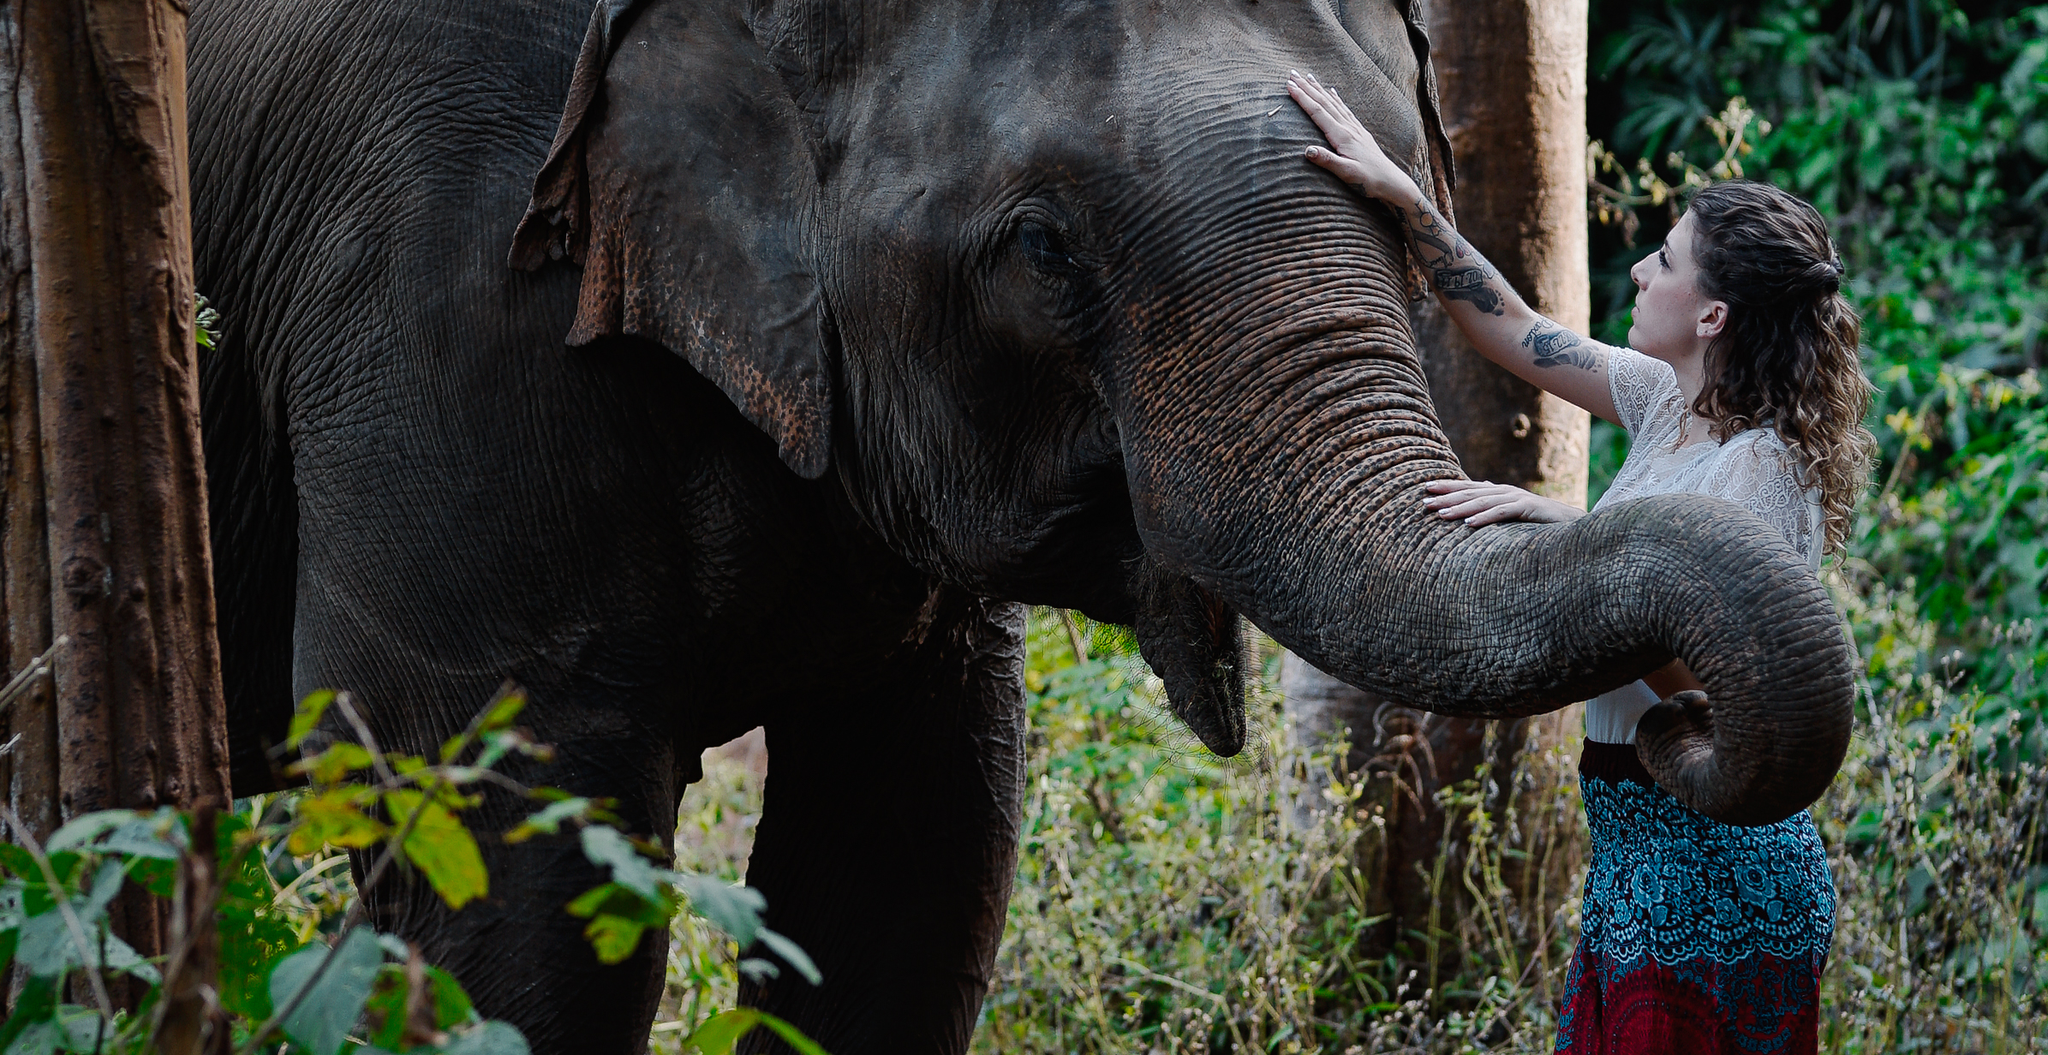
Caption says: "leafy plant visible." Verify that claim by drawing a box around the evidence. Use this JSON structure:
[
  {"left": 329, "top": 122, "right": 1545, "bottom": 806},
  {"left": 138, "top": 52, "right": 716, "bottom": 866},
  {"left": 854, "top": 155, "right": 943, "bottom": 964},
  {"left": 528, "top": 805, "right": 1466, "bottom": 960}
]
[{"left": 0, "top": 687, "right": 826, "bottom": 1055}]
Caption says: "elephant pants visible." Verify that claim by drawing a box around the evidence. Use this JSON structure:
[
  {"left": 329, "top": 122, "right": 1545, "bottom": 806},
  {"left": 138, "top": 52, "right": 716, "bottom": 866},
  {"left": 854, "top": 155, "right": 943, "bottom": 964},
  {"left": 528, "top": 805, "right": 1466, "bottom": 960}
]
[{"left": 1555, "top": 742, "right": 1834, "bottom": 1055}]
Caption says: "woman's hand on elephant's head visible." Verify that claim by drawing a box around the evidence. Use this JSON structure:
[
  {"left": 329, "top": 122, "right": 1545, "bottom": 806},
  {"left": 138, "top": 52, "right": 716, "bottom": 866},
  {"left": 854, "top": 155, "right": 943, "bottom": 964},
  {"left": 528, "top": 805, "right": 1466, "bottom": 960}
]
[
  {"left": 1287, "top": 70, "right": 1415, "bottom": 202},
  {"left": 1422, "top": 480, "right": 1587, "bottom": 527}
]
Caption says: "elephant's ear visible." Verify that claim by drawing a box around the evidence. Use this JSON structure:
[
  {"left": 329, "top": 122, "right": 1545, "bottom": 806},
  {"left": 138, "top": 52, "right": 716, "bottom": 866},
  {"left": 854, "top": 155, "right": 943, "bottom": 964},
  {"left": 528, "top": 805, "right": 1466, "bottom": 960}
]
[
  {"left": 1338, "top": 0, "right": 1458, "bottom": 300},
  {"left": 1393, "top": 0, "right": 1457, "bottom": 211},
  {"left": 509, "top": 0, "right": 831, "bottom": 479}
]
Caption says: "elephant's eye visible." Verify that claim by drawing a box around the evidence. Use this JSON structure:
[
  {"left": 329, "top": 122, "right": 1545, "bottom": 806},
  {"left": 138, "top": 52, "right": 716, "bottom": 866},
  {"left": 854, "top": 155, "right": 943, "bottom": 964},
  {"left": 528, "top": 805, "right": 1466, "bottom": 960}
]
[{"left": 1017, "top": 220, "right": 1085, "bottom": 279}]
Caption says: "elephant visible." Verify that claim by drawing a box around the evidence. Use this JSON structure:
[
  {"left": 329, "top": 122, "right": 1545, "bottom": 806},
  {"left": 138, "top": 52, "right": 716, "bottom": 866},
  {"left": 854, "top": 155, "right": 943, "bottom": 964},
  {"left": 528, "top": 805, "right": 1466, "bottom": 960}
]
[{"left": 187, "top": 0, "right": 1855, "bottom": 1051}]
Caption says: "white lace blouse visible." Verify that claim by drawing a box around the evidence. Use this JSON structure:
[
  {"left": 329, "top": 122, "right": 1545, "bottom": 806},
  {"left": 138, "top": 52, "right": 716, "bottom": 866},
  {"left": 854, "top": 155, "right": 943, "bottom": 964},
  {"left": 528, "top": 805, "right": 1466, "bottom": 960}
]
[{"left": 1583, "top": 347, "right": 1825, "bottom": 745}]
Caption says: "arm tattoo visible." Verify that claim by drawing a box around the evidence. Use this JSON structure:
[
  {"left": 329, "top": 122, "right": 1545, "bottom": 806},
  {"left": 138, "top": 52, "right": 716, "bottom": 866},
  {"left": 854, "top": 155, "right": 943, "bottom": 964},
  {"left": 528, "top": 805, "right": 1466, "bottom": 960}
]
[
  {"left": 1402, "top": 197, "right": 1508, "bottom": 316},
  {"left": 1520, "top": 321, "right": 1599, "bottom": 370}
]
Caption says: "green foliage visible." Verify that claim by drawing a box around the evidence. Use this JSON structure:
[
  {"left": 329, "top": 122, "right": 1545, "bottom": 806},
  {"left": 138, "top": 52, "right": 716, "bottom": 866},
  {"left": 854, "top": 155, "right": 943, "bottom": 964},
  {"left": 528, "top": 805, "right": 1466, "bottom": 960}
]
[
  {"left": 268, "top": 930, "right": 384, "bottom": 1055},
  {"left": 0, "top": 688, "right": 828, "bottom": 1055},
  {"left": 968, "top": 612, "right": 1587, "bottom": 1053},
  {"left": 672, "top": 1010, "right": 827, "bottom": 1055},
  {"left": 194, "top": 294, "right": 221, "bottom": 352},
  {"left": 652, "top": 738, "right": 769, "bottom": 1052},
  {"left": 1814, "top": 580, "right": 2047, "bottom": 1049}
]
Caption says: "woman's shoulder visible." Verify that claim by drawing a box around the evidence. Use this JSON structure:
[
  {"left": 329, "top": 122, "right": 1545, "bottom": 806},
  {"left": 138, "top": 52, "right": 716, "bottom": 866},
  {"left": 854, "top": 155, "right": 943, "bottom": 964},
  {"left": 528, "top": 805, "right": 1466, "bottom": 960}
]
[{"left": 1607, "top": 348, "right": 1685, "bottom": 437}]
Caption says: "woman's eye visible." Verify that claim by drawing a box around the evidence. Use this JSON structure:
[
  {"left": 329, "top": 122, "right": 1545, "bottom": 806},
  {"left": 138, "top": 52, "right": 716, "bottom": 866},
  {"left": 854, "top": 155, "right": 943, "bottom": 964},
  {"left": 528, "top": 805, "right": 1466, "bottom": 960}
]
[
  {"left": 1019, "top": 221, "right": 1083, "bottom": 278},
  {"left": 1658, "top": 249, "right": 1670, "bottom": 269}
]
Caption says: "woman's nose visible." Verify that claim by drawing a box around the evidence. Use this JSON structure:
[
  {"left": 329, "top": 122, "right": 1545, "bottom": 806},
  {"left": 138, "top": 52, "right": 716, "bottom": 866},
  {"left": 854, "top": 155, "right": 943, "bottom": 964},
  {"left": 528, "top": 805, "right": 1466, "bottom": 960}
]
[{"left": 1629, "top": 257, "right": 1648, "bottom": 288}]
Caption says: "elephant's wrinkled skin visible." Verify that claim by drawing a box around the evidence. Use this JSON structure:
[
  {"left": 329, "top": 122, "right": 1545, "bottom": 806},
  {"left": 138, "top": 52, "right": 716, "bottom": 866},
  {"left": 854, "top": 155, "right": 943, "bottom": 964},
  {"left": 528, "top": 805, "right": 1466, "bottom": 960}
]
[{"left": 190, "top": 0, "right": 1855, "bottom": 1050}]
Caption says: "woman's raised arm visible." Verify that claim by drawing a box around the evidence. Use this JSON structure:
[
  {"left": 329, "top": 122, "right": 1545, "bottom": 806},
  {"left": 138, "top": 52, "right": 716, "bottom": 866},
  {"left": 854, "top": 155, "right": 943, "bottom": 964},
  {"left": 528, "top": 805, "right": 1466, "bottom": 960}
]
[{"left": 1287, "top": 71, "right": 1622, "bottom": 424}]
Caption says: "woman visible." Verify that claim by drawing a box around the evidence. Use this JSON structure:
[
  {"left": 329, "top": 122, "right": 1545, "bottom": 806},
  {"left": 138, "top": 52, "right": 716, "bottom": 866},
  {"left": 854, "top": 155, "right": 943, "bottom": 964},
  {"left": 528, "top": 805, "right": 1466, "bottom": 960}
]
[{"left": 1287, "top": 71, "right": 1874, "bottom": 1053}]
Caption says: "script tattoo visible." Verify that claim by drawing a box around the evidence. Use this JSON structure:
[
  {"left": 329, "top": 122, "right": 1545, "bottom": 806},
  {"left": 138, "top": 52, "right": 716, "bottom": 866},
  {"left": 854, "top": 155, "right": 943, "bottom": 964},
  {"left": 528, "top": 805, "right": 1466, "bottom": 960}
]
[
  {"left": 1520, "top": 322, "right": 1598, "bottom": 370},
  {"left": 1406, "top": 198, "right": 1507, "bottom": 316}
]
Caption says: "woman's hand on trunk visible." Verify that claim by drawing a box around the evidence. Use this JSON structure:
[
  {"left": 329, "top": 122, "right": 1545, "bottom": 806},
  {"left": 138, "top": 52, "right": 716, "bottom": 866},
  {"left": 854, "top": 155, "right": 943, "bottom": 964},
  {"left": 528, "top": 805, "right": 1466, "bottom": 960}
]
[
  {"left": 1287, "top": 70, "right": 1412, "bottom": 200},
  {"left": 1423, "top": 480, "right": 1585, "bottom": 526}
]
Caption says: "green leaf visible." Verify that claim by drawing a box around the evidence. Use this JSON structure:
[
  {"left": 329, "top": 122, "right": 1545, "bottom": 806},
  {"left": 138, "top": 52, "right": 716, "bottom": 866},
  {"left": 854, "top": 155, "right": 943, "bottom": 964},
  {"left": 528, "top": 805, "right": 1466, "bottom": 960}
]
[
  {"left": 80, "top": 859, "right": 122, "bottom": 919},
  {"left": 565, "top": 883, "right": 671, "bottom": 965},
  {"left": 4, "top": 1021, "right": 60, "bottom": 1055},
  {"left": 678, "top": 1009, "right": 761, "bottom": 1055},
  {"left": 268, "top": 928, "right": 385, "bottom": 1055},
  {"left": 292, "top": 742, "right": 377, "bottom": 785},
  {"left": 126, "top": 854, "right": 179, "bottom": 898},
  {"left": 502, "top": 798, "right": 594, "bottom": 844},
  {"left": 674, "top": 874, "right": 765, "bottom": 948},
  {"left": 676, "top": 1010, "right": 827, "bottom": 1055},
  {"left": 98, "top": 929, "right": 160, "bottom": 984},
  {"left": 50, "top": 1005, "right": 102, "bottom": 1054},
  {"left": 478, "top": 692, "right": 526, "bottom": 733},
  {"left": 425, "top": 965, "right": 477, "bottom": 1027},
  {"left": 0, "top": 845, "right": 39, "bottom": 880},
  {"left": 384, "top": 791, "right": 488, "bottom": 910},
  {"left": 753, "top": 1012, "right": 832, "bottom": 1055},
  {"left": 14, "top": 861, "right": 126, "bottom": 978},
  {"left": 565, "top": 884, "right": 670, "bottom": 927},
  {"left": 287, "top": 790, "right": 388, "bottom": 856},
  {"left": 289, "top": 689, "right": 339, "bottom": 749},
  {"left": 97, "top": 807, "right": 188, "bottom": 860},
  {"left": 45, "top": 812, "right": 138, "bottom": 855},
  {"left": 578, "top": 913, "right": 650, "bottom": 965},
  {"left": 577, "top": 827, "right": 668, "bottom": 902},
  {"left": 755, "top": 928, "right": 822, "bottom": 986},
  {"left": 11, "top": 912, "right": 76, "bottom": 979},
  {"left": 441, "top": 1020, "right": 531, "bottom": 1055},
  {"left": 0, "top": 976, "right": 55, "bottom": 1055},
  {"left": 361, "top": 964, "right": 410, "bottom": 1052}
]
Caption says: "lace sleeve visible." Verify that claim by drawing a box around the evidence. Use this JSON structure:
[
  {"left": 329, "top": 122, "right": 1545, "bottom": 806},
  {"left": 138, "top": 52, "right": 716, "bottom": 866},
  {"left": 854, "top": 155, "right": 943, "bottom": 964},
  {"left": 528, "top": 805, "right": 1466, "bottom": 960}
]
[
  {"left": 1606, "top": 347, "right": 1685, "bottom": 439},
  {"left": 1698, "top": 433, "right": 1823, "bottom": 569}
]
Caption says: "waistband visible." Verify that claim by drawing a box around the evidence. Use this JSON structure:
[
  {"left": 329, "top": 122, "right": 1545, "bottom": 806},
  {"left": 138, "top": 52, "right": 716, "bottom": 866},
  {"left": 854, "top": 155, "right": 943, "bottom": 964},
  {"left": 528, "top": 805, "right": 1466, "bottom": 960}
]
[{"left": 1579, "top": 739, "right": 1655, "bottom": 787}]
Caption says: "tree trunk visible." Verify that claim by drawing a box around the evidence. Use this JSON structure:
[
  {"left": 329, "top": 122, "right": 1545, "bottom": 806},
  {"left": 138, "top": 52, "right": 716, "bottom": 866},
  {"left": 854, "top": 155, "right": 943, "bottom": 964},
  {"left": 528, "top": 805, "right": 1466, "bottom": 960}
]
[
  {"left": 1283, "top": 0, "right": 1589, "bottom": 980},
  {"left": 0, "top": 0, "right": 228, "bottom": 997}
]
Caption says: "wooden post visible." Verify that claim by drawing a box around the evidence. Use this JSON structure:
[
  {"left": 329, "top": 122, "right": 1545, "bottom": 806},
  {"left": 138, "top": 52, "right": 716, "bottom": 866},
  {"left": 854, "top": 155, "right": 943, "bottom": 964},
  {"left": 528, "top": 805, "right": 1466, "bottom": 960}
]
[
  {"left": 0, "top": 0, "right": 228, "bottom": 986},
  {"left": 1284, "top": 0, "right": 1590, "bottom": 980}
]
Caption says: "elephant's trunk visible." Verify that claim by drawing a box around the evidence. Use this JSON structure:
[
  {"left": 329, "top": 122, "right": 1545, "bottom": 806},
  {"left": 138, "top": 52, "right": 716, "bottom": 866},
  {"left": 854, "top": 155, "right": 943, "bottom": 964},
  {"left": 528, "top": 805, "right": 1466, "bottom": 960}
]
[{"left": 1111, "top": 165, "right": 1854, "bottom": 827}]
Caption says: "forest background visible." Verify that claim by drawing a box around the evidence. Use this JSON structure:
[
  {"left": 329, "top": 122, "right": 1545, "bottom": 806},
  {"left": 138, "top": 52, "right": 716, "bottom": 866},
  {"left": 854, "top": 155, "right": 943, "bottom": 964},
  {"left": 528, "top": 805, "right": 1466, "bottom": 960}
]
[{"left": 4, "top": 0, "right": 2039, "bottom": 1052}]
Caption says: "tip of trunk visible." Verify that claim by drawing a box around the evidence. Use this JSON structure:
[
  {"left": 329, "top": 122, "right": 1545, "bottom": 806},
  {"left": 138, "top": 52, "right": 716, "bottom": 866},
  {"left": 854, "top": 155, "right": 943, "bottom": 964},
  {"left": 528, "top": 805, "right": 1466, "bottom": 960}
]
[{"left": 1635, "top": 687, "right": 1855, "bottom": 827}]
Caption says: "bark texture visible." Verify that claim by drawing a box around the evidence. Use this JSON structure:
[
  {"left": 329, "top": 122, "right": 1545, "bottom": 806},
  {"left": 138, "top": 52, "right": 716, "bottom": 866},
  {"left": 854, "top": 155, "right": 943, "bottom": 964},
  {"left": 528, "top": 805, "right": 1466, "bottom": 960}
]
[
  {"left": 1284, "top": 0, "right": 1591, "bottom": 965},
  {"left": 0, "top": 0, "right": 228, "bottom": 982}
]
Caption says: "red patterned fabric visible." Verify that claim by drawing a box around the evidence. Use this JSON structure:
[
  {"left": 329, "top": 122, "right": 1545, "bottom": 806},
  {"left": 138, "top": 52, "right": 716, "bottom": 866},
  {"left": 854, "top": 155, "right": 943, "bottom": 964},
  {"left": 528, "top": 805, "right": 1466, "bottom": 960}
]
[{"left": 1557, "top": 946, "right": 1823, "bottom": 1053}]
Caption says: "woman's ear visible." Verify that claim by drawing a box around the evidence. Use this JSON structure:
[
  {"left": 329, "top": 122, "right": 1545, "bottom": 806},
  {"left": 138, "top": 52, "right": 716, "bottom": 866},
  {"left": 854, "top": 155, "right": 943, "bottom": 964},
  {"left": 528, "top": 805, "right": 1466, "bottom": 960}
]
[
  {"left": 1698, "top": 300, "right": 1730, "bottom": 339},
  {"left": 509, "top": 0, "right": 832, "bottom": 480}
]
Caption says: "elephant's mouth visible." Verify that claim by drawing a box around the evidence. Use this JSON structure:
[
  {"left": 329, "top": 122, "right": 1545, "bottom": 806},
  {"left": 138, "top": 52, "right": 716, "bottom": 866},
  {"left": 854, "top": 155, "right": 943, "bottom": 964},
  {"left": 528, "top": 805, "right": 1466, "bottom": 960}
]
[{"left": 1127, "top": 558, "right": 1247, "bottom": 757}]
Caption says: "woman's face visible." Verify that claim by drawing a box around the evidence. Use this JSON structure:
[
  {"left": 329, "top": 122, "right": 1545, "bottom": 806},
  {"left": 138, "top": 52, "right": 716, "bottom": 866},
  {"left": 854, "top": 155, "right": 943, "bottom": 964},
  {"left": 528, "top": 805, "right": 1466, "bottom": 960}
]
[{"left": 1627, "top": 210, "right": 1724, "bottom": 365}]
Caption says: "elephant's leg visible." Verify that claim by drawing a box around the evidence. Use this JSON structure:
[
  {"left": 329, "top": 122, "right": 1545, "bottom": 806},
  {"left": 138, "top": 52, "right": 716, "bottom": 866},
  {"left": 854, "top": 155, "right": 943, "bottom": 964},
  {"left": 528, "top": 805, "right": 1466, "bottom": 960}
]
[{"left": 740, "top": 591, "right": 1027, "bottom": 1055}]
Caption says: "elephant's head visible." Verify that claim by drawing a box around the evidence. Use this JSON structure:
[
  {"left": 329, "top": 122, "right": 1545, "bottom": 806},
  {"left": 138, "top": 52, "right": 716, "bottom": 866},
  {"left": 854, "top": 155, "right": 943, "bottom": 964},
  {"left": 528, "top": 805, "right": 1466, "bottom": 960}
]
[{"left": 509, "top": 0, "right": 1854, "bottom": 825}]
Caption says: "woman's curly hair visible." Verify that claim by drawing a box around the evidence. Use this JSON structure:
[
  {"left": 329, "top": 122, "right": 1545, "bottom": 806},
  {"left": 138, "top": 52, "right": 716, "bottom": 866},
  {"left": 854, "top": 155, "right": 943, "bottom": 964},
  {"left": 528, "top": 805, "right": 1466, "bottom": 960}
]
[{"left": 1687, "top": 181, "right": 1877, "bottom": 556}]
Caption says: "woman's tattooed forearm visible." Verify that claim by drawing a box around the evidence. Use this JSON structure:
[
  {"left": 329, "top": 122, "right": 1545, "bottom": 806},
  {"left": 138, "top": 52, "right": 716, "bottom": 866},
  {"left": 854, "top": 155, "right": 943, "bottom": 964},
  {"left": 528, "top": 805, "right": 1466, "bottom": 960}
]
[
  {"left": 1403, "top": 198, "right": 1507, "bottom": 315},
  {"left": 1520, "top": 321, "right": 1598, "bottom": 370}
]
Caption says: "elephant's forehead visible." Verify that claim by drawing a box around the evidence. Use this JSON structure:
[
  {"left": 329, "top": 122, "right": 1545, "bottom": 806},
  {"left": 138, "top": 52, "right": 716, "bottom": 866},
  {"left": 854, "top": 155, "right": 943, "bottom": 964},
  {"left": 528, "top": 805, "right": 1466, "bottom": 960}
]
[{"left": 829, "top": 7, "right": 1428, "bottom": 186}]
